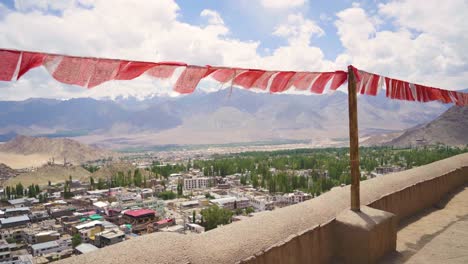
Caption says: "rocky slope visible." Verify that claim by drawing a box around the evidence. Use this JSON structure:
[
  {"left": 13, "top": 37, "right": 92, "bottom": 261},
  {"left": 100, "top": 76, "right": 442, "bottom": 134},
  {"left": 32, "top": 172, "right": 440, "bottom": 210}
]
[
  {"left": 385, "top": 106, "right": 468, "bottom": 147},
  {"left": 0, "top": 163, "right": 18, "bottom": 184}
]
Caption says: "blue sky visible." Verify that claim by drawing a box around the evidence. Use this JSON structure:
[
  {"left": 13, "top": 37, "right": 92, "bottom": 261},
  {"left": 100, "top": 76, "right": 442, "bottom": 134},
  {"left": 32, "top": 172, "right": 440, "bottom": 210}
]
[
  {"left": 176, "top": 0, "right": 371, "bottom": 59},
  {"left": 0, "top": 0, "right": 466, "bottom": 100}
]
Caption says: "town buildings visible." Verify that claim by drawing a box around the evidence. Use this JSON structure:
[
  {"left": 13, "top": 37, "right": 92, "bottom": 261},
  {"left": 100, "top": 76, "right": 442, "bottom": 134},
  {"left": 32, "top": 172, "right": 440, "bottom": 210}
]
[
  {"left": 0, "top": 158, "right": 328, "bottom": 264},
  {"left": 30, "top": 239, "right": 71, "bottom": 257},
  {"left": 210, "top": 197, "right": 250, "bottom": 210},
  {"left": 0, "top": 240, "right": 33, "bottom": 264},
  {"left": 183, "top": 177, "right": 210, "bottom": 190},
  {"left": 94, "top": 229, "right": 125, "bottom": 248},
  {"left": 0, "top": 216, "right": 30, "bottom": 229}
]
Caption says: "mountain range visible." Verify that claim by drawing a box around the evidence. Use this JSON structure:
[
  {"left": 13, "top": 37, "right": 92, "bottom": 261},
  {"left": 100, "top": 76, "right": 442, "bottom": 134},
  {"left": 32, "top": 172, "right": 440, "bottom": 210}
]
[{"left": 0, "top": 89, "right": 450, "bottom": 149}]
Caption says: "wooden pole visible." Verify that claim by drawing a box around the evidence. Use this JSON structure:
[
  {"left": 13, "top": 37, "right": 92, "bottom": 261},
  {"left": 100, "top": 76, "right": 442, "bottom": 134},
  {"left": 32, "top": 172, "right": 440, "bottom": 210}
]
[{"left": 348, "top": 66, "right": 360, "bottom": 211}]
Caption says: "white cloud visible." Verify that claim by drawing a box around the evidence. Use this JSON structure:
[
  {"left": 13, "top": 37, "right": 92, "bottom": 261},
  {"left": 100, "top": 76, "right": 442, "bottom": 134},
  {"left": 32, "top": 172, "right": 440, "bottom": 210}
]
[
  {"left": 0, "top": 0, "right": 333, "bottom": 100},
  {"left": 335, "top": 1, "right": 468, "bottom": 90},
  {"left": 259, "top": 0, "right": 306, "bottom": 9},
  {"left": 0, "top": 0, "right": 465, "bottom": 101},
  {"left": 200, "top": 9, "right": 224, "bottom": 25},
  {"left": 273, "top": 14, "right": 324, "bottom": 46},
  {"left": 0, "top": 0, "right": 253, "bottom": 99}
]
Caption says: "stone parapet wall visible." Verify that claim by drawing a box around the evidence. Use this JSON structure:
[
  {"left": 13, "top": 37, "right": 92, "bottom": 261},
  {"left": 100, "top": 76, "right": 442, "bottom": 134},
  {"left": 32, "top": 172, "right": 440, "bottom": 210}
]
[{"left": 59, "top": 153, "right": 468, "bottom": 264}]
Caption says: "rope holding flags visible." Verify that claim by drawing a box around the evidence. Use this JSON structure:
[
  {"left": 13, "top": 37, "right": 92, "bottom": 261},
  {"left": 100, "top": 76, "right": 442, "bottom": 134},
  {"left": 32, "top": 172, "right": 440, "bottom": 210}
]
[
  {"left": 0, "top": 48, "right": 346, "bottom": 95},
  {"left": 0, "top": 48, "right": 466, "bottom": 106},
  {"left": 350, "top": 66, "right": 468, "bottom": 106}
]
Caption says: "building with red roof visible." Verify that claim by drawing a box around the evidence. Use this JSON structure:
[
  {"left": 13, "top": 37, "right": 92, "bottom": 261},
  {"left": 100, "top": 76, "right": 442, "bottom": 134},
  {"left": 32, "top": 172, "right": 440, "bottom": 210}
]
[
  {"left": 122, "top": 209, "right": 157, "bottom": 233},
  {"left": 124, "top": 209, "right": 155, "bottom": 218}
]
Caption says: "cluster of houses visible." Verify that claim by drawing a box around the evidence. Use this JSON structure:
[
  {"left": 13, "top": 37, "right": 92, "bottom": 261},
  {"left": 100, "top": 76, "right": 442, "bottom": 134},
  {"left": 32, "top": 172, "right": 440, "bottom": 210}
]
[
  {"left": 167, "top": 169, "right": 312, "bottom": 212},
  {"left": 0, "top": 166, "right": 319, "bottom": 263},
  {"left": 0, "top": 189, "right": 174, "bottom": 263}
]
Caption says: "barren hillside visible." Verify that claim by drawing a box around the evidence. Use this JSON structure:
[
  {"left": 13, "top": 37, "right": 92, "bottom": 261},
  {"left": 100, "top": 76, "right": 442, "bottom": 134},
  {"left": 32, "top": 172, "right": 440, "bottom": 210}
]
[
  {"left": 386, "top": 106, "right": 468, "bottom": 147},
  {"left": 0, "top": 135, "right": 116, "bottom": 165},
  {"left": 5, "top": 164, "right": 91, "bottom": 187}
]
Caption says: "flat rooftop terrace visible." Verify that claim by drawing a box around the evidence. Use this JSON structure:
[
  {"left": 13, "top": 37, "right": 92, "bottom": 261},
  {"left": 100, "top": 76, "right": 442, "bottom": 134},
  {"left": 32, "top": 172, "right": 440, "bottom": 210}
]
[{"left": 381, "top": 185, "right": 468, "bottom": 264}]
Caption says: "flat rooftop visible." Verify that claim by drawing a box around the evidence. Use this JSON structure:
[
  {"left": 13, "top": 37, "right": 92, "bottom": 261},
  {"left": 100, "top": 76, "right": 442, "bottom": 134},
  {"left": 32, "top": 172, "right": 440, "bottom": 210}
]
[{"left": 380, "top": 185, "right": 468, "bottom": 264}]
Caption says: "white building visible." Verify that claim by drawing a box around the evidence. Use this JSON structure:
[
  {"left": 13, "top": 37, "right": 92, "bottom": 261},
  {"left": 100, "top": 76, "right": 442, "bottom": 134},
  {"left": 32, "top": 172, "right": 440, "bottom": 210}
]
[
  {"left": 30, "top": 239, "right": 71, "bottom": 256},
  {"left": 282, "top": 191, "right": 312, "bottom": 204},
  {"left": 211, "top": 197, "right": 250, "bottom": 210},
  {"left": 183, "top": 177, "right": 210, "bottom": 191},
  {"left": 249, "top": 196, "right": 274, "bottom": 211}
]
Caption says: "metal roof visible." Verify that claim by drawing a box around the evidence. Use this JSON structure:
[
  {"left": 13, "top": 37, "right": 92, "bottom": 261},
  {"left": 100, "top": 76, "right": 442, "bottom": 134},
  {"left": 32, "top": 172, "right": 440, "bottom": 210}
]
[
  {"left": 0, "top": 215, "right": 30, "bottom": 225},
  {"left": 75, "top": 243, "right": 98, "bottom": 254},
  {"left": 5, "top": 207, "right": 30, "bottom": 213},
  {"left": 31, "top": 241, "right": 58, "bottom": 251},
  {"left": 75, "top": 220, "right": 102, "bottom": 230}
]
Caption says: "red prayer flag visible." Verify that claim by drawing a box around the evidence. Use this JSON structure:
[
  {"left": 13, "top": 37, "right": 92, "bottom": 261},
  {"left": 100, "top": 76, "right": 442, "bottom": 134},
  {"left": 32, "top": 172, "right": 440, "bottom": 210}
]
[
  {"left": 87, "top": 59, "right": 121, "bottom": 88},
  {"left": 115, "top": 61, "right": 157, "bottom": 80},
  {"left": 369, "top": 74, "right": 381, "bottom": 96},
  {"left": 270, "top": 72, "right": 295, "bottom": 93},
  {"left": 293, "top": 72, "right": 320, "bottom": 90},
  {"left": 202, "top": 66, "right": 217, "bottom": 78},
  {"left": 211, "top": 68, "right": 237, "bottom": 83},
  {"left": 147, "top": 65, "right": 180, "bottom": 79},
  {"left": 173, "top": 66, "right": 208, "bottom": 94},
  {"left": 17, "top": 52, "right": 45, "bottom": 80},
  {"left": 51, "top": 56, "right": 96, "bottom": 86},
  {"left": 311, "top": 72, "right": 334, "bottom": 94},
  {"left": 0, "top": 50, "right": 21, "bottom": 81},
  {"left": 233, "top": 70, "right": 265, "bottom": 89},
  {"left": 252, "top": 71, "right": 276, "bottom": 90},
  {"left": 330, "top": 71, "right": 347, "bottom": 91}
]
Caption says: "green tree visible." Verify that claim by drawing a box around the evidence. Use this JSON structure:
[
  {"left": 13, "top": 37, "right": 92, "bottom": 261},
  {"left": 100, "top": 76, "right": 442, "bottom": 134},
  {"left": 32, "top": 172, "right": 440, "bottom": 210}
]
[
  {"left": 157, "top": 191, "right": 176, "bottom": 200},
  {"left": 200, "top": 205, "right": 233, "bottom": 231},
  {"left": 16, "top": 183, "right": 24, "bottom": 198},
  {"left": 63, "top": 181, "right": 73, "bottom": 199},
  {"left": 177, "top": 183, "right": 183, "bottom": 196},
  {"left": 28, "top": 184, "right": 36, "bottom": 198},
  {"left": 133, "top": 169, "right": 143, "bottom": 187},
  {"left": 90, "top": 177, "right": 95, "bottom": 190},
  {"left": 240, "top": 175, "right": 247, "bottom": 185},
  {"left": 38, "top": 193, "right": 46, "bottom": 203},
  {"left": 72, "top": 234, "right": 82, "bottom": 248},
  {"left": 5, "top": 186, "right": 11, "bottom": 200},
  {"left": 235, "top": 208, "right": 243, "bottom": 215},
  {"left": 251, "top": 173, "right": 259, "bottom": 188},
  {"left": 97, "top": 178, "right": 105, "bottom": 190}
]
